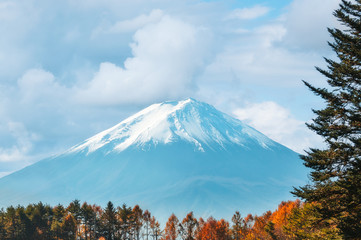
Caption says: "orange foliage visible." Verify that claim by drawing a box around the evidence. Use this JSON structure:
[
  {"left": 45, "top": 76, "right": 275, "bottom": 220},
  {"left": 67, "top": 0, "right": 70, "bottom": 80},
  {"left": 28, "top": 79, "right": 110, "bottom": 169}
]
[
  {"left": 216, "top": 219, "right": 231, "bottom": 240},
  {"left": 271, "top": 199, "right": 301, "bottom": 226},
  {"left": 238, "top": 200, "right": 302, "bottom": 239},
  {"left": 249, "top": 211, "right": 272, "bottom": 239},
  {"left": 196, "top": 217, "right": 231, "bottom": 240},
  {"left": 164, "top": 213, "right": 179, "bottom": 240},
  {"left": 180, "top": 211, "right": 198, "bottom": 240},
  {"left": 240, "top": 214, "right": 254, "bottom": 238},
  {"left": 195, "top": 217, "right": 205, "bottom": 240},
  {"left": 270, "top": 199, "right": 301, "bottom": 238}
]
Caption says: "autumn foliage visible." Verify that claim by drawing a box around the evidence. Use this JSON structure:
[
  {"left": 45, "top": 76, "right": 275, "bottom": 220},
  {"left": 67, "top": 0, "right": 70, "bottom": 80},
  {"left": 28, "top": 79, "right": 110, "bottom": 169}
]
[{"left": 0, "top": 199, "right": 341, "bottom": 239}]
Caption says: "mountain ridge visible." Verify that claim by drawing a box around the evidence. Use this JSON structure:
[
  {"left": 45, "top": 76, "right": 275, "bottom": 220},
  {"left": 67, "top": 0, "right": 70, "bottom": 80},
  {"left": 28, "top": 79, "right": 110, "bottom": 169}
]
[
  {"left": 68, "top": 98, "right": 276, "bottom": 155},
  {"left": 0, "top": 98, "right": 307, "bottom": 221}
]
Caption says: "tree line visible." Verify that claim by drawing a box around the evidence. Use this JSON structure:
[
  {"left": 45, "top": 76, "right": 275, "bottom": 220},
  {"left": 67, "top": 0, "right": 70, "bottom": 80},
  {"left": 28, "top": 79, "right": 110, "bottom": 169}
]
[{"left": 0, "top": 199, "right": 341, "bottom": 240}]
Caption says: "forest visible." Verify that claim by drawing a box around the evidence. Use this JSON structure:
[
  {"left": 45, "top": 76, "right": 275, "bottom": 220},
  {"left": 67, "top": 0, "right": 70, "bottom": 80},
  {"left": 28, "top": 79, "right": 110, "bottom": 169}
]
[{"left": 0, "top": 199, "right": 341, "bottom": 240}]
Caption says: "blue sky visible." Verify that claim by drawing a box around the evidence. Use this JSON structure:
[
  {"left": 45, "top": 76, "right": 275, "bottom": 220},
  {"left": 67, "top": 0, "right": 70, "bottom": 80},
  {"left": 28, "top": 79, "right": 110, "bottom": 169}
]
[{"left": 0, "top": 0, "right": 341, "bottom": 176}]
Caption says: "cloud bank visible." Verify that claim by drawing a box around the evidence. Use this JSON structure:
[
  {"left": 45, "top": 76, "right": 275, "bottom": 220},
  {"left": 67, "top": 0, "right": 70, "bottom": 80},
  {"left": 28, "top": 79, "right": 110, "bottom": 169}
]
[
  {"left": 233, "top": 102, "right": 322, "bottom": 153},
  {"left": 0, "top": 0, "right": 342, "bottom": 175},
  {"left": 77, "top": 14, "right": 212, "bottom": 105}
]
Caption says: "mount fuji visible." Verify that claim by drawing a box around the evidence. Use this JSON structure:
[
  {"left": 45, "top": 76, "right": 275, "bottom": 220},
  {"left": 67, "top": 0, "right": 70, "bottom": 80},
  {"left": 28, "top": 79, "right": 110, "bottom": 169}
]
[{"left": 0, "top": 98, "right": 307, "bottom": 220}]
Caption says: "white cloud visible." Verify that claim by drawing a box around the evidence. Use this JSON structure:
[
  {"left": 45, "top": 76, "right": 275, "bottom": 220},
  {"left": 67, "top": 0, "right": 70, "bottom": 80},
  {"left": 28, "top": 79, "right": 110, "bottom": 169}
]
[
  {"left": 233, "top": 101, "right": 323, "bottom": 153},
  {"left": 0, "top": 1, "right": 39, "bottom": 80},
  {"left": 197, "top": 0, "right": 342, "bottom": 92},
  {"left": 0, "top": 147, "right": 27, "bottom": 163},
  {"left": 109, "top": 9, "right": 164, "bottom": 33},
  {"left": 200, "top": 35, "right": 318, "bottom": 88},
  {"left": 282, "top": 0, "right": 341, "bottom": 51},
  {"left": 77, "top": 15, "right": 212, "bottom": 105},
  {"left": 255, "top": 24, "right": 286, "bottom": 47},
  {"left": 0, "top": 122, "right": 39, "bottom": 162},
  {"left": 234, "top": 102, "right": 302, "bottom": 138},
  {"left": 0, "top": 69, "right": 69, "bottom": 164},
  {"left": 17, "top": 69, "right": 70, "bottom": 104},
  {"left": 227, "top": 5, "right": 270, "bottom": 20}
]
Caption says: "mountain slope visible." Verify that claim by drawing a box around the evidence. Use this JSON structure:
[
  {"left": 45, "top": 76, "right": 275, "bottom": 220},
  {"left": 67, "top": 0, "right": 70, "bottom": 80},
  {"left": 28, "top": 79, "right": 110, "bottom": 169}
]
[
  {"left": 0, "top": 98, "right": 307, "bottom": 220},
  {"left": 69, "top": 98, "right": 274, "bottom": 153}
]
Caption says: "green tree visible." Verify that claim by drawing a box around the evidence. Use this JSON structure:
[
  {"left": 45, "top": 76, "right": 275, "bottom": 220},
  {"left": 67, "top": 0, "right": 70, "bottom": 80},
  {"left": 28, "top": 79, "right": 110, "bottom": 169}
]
[
  {"left": 264, "top": 221, "right": 277, "bottom": 240},
  {"left": 51, "top": 220, "right": 62, "bottom": 240},
  {"left": 67, "top": 200, "right": 81, "bottom": 238},
  {"left": 16, "top": 206, "right": 34, "bottom": 239},
  {"left": 81, "top": 202, "right": 95, "bottom": 240},
  {"left": 117, "top": 203, "right": 132, "bottom": 239},
  {"left": 284, "top": 202, "right": 341, "bottom": 240},
  {"left": 29, "top": 202, "right": 53, "bottom": 240},
  {"left": 0, "top": 208, "right": 6, "bottom": 239},
  {"left": 53, "top": 204, "right": 65, "bottom": 222},
  {"left": 102, "top": 201, "right": 118, "bottom": 240},
  {"left": 61, "top": 214, "right": 77, "bottom": 240},
  {"left": 52, "top": 204, "right": 65, "bottom": 239},
  {"left": 293, "top": 0, "right": 361, "bottom": 238},
  {"left": 4, "top": 206, "right": 17, "bottom": 239},
  {"left": 91, "top": 204, "right": 103, "bottom": 239}
]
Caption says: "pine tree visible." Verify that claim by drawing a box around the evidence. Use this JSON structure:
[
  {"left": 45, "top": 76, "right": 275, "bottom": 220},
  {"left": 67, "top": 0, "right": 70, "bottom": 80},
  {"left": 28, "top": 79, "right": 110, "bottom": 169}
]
[
  {"left": 0, "top": 209, "right": 6, "bottom": 239},
  {"left": 283, "top": 202, "right": 341, "bottom": 239},
  {"left": 61, "top": 214, "right": 77, "bottom": 240},
  {"left": 52, "top": 204, "right": 65, "bottom": 239},
  {"left": 31, "top": 202, "right": 53, "bottom": 239},
  {"left": 102, "top": 201, "right": 118, "bottom": 240},
  {"left": 81, "top": 202, "right": 95, "bottom": 240},
  {"left": 16, "top": 206, "right": 33, "bottom": 239},
  {"left": 293, "top": 0, "right": 361, "bottom": 238},
  {"left": 117, "top": 203, "right": 132, "bottom": 239},
  {"left": 67, "top": 200, "right": 81, "bottom": 238}
]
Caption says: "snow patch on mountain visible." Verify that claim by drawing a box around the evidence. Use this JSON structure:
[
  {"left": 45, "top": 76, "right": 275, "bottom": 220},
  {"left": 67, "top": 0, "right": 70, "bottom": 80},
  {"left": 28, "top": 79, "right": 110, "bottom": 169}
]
[{"left": 69, "top": 98, "right": 275, "bottom": 154}]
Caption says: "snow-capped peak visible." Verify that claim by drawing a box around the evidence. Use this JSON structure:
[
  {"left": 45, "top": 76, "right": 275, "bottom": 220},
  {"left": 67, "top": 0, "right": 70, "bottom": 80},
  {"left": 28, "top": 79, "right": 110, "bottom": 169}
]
[{"left": 69, "top": 98, "right": 274, "bottom": 154}]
